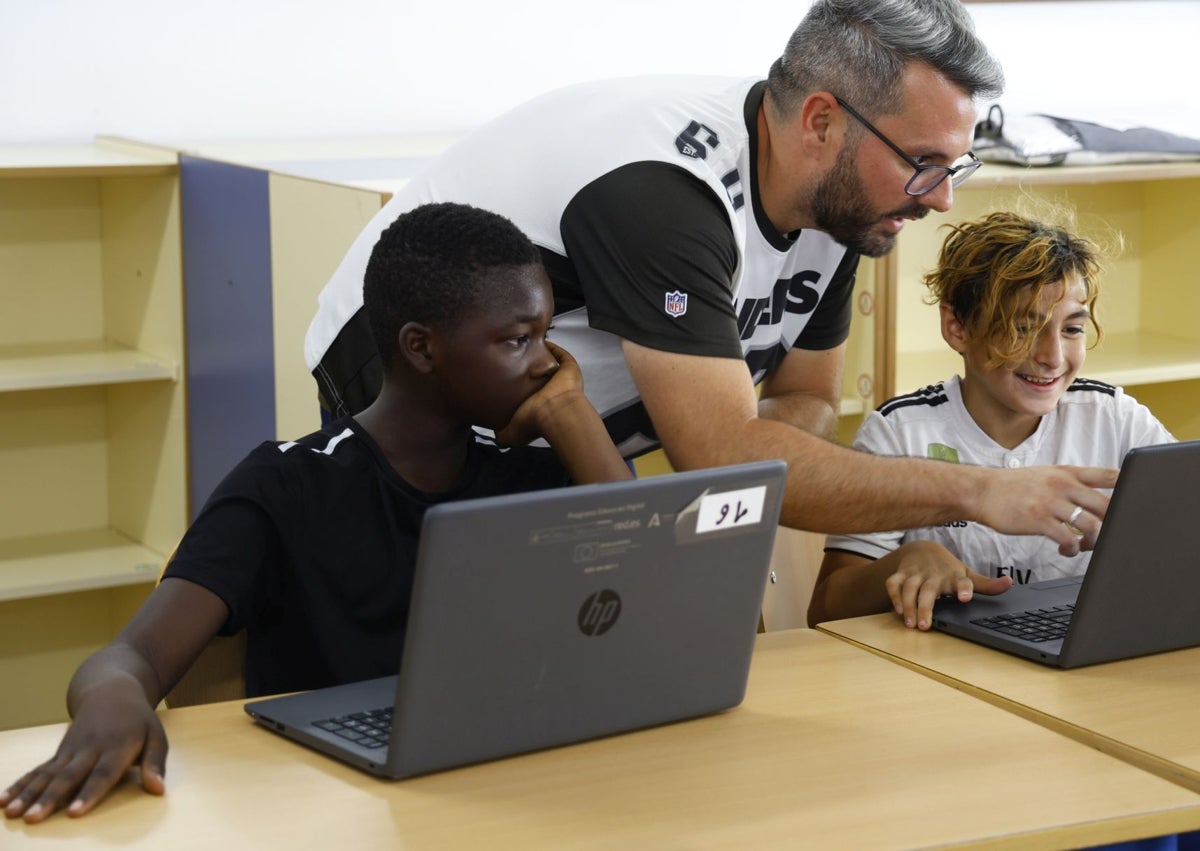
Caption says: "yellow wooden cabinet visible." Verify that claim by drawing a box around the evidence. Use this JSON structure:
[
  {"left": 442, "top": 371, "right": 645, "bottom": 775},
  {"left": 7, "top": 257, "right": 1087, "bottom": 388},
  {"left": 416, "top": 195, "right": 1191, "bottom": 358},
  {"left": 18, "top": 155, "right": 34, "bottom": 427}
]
[{"left": 0, "top": 139, "right": 188, "bottom": 728}]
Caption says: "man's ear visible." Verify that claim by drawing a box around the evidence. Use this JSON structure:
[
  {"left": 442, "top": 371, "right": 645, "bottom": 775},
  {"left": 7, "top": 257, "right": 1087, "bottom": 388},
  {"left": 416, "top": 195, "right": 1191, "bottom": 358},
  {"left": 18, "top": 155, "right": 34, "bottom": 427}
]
[
  {"left": 799, "top": 91, "right": 841, "bottom": 145},
  {"left": 801, "top": 90, "right": 840, "bottom": 139},
  {"left": 399, "top": 321, "right": 435, "bottom": 374},
  {"left": 940, "top": 303, "right": 969, "bottom": 354}
]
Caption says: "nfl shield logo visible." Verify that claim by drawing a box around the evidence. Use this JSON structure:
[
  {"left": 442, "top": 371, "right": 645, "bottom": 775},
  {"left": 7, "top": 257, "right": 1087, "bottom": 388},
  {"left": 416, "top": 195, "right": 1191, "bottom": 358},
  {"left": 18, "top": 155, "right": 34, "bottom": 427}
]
[{"left": 664, "top": 290, "right": 688, "bottom": 318}]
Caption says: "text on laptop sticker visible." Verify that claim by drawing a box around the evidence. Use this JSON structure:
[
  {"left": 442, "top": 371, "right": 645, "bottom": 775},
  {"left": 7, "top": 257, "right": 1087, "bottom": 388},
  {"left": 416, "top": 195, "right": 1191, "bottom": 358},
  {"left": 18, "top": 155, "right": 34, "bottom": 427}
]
[{"left": 695, "top": 486, "right": 767, "bottom": 534}]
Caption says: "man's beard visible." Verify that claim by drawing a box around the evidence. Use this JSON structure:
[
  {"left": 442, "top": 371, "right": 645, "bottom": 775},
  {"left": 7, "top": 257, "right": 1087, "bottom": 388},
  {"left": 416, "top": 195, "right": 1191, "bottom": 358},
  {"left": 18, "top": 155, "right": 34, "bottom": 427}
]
[{"left": 809, "top": 146, "right": 927, "bottom": 258}]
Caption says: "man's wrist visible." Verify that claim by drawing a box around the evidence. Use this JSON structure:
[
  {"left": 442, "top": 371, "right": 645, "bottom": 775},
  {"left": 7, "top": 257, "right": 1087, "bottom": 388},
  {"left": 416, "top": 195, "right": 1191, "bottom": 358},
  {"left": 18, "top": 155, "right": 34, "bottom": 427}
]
[{"left": 935, "top": 460, "right": 986, "bottom": 524}]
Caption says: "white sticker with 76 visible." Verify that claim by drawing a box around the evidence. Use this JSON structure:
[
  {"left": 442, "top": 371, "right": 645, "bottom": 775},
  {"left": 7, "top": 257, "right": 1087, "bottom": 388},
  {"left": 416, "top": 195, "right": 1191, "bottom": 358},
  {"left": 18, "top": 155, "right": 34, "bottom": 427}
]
[{"left": 694, "top": 486, "right": 767, "bottom": 534}]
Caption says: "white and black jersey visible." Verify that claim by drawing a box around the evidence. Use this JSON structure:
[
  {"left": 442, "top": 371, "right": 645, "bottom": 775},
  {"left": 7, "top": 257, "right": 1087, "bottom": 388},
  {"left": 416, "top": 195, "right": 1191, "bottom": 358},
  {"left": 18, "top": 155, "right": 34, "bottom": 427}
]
[
  {"left": 826, "top": 375, "right": 1175, "bottom": 583},
  {"left": 162, "top": 418, "right": 570, "bottom": 698},
  {"left": 306, "top": 76, "right": 859, "bottom": 457}
]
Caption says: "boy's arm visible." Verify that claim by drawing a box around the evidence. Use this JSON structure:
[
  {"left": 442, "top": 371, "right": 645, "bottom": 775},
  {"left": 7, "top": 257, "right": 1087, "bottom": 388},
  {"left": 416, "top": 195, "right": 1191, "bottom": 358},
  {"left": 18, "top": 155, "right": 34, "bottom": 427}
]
[
  {"left": 2, "top": 578, "right": 228, "bottom": 823},
  {"left": 533, "top": 391, "right": 634, "bottom": 484},
  {"left": 807, "top": 549, "right": 901, "bottom": 628},
  {"left": 497, "top": 342, "right": 633, "bottom": 485},
  {"left": 807, "top": 543, "right": 1012, "bottom": 631}
]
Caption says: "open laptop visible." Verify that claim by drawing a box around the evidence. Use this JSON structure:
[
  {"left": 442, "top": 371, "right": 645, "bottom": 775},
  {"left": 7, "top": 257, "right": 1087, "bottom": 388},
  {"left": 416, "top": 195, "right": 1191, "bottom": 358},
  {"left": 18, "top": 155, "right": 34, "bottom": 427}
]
[
  {"left": 245, "top": 460, "right": 787, "bottom": 778},
  {"left": 933, "top": 440, "right": 1200, "bottom": 668}
]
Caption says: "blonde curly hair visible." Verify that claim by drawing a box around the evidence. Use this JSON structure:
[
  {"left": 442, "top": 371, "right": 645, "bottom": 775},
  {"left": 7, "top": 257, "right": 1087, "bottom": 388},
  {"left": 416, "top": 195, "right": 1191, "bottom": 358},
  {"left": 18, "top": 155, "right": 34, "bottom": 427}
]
[{"left": 923, "top": 209, "right": 1109, "bottom": 368}]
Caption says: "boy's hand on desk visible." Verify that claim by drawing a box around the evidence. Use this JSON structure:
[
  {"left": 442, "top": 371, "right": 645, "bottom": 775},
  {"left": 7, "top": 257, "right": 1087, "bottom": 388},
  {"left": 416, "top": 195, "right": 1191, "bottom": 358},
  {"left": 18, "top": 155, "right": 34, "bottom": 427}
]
[
  {"left": 885, "top": 540, "right": 1013, "bottom": 631},
  {"left": 1, "top": 680, "right": 167, "bottom": 823}
]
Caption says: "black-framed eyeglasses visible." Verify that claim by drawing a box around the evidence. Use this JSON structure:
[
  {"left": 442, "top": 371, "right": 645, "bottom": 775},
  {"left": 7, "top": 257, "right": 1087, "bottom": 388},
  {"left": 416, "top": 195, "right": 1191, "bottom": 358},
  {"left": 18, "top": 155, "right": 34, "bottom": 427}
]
[{"left": 834, "top": 96, "right": 982, "bottom": 196}]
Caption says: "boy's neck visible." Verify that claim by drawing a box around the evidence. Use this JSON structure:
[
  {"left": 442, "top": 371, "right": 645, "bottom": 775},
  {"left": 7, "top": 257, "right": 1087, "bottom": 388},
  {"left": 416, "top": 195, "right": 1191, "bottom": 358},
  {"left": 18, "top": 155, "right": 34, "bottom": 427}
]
[
  {"left": 354, "top": 391, "right": 474, "bottom": 493},
  {"left": 958, "top": 377, "right": 1043, "bottom": 451}
]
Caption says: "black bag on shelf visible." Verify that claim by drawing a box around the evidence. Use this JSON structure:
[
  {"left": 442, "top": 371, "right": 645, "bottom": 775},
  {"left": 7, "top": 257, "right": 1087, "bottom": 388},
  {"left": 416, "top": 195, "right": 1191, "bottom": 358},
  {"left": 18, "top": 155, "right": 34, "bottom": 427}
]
[{"left": 974, "top": 104, "right": 1200, "bottom": 167}]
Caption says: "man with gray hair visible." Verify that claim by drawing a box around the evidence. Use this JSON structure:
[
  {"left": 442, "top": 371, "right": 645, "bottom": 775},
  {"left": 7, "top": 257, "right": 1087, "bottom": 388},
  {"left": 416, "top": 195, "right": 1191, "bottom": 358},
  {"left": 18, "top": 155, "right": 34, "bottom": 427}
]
[{"left": 306, "top": 0, "right": 1117, "bottom": 554}]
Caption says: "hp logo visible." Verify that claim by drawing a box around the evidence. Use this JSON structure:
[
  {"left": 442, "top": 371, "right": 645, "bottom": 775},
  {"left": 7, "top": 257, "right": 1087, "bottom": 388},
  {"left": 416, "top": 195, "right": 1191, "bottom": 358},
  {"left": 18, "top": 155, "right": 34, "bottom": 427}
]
[{"left": 578, "top": 589, "right": 621, "bottom": 636}]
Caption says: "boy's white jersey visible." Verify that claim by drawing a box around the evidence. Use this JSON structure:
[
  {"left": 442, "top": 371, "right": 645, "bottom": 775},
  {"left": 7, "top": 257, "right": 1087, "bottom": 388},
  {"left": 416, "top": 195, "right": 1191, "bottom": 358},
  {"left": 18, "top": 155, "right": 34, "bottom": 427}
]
[{"left": 826, "top": 375, "right": 1176, "bottom": 584}]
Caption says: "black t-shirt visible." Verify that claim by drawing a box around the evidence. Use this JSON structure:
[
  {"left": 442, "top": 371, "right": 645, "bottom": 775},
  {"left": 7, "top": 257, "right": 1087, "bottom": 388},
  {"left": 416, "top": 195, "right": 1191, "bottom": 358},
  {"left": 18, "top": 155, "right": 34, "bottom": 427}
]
[{"left": 163, "top": 417, "right": 571, "bottom": 697}]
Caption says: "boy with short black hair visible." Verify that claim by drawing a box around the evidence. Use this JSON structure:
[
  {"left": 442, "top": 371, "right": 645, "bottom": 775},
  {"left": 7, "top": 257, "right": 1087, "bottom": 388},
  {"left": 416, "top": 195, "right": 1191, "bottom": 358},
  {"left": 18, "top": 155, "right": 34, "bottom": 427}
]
[{"left": 3, "top": 202, "right": 631, "bottom": 823}]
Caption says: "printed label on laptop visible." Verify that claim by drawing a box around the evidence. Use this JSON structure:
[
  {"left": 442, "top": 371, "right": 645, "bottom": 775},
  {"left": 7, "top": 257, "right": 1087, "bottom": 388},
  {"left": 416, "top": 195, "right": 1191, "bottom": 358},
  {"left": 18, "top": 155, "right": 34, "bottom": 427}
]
[{"left": 695, "top": 486, "right": 767, "bottom": 534}]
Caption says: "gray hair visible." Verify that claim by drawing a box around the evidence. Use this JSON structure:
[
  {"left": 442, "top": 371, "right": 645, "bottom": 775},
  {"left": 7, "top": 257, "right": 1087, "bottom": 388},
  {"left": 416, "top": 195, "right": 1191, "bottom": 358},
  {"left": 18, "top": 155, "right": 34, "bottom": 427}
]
[{"left": 766, "top": 0, "right": 1004, "bottom": 120}]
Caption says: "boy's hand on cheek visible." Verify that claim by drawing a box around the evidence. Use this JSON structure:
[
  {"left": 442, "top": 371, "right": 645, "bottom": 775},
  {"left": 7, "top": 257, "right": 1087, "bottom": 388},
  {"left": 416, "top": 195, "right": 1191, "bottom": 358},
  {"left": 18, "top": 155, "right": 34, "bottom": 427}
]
[
  {"left": 496, "top": 342, "right": 586, "bottom": 446},
  {"left": 533, "top": 341, "right": 584, "bottom": 400}
]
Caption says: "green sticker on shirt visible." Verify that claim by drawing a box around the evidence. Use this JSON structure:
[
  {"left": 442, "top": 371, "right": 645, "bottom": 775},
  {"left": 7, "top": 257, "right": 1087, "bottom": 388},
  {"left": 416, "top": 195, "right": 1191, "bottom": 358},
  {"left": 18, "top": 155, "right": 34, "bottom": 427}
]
[{"left": 927, "top": 443, "right": 960, "bottom": 463}]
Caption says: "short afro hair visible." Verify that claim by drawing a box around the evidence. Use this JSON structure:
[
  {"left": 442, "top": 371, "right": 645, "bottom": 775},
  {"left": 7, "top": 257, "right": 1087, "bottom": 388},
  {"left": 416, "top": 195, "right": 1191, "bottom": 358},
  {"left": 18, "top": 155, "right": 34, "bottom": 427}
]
[{"left": 363, "top": 202, "right": 541, "bottom": 365}]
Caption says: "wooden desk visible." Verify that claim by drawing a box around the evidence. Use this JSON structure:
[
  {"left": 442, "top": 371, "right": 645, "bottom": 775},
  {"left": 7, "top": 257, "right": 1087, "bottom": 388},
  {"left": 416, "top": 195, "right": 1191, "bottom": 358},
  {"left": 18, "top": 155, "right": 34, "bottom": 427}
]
[
  {"left": 819, "top": 614, "right": 1200, "bottom": 793},
  {"left": 5, "top": 629, "right": 1200, "bottom": 850}
]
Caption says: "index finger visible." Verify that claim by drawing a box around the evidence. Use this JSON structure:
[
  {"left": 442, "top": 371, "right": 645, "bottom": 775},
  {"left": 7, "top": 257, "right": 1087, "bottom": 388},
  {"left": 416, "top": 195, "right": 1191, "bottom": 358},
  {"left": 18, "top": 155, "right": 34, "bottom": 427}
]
[
  {"left": 1069, "top": 466, "right": 1120, "bottom": 490},
  {"left": 915, "top": 580, "right": 951, "bottom": 631}
]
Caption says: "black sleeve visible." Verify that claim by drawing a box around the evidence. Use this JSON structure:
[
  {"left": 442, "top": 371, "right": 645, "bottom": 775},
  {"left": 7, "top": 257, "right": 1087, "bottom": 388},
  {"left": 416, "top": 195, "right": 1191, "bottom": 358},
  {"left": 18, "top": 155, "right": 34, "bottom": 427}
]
[
  {"left": 312, "top": 306, "right": 382, "bottom": 418},
  {"left": 560, "top": 161, "right": 744, "bottom": 360},
  {"left": 162, "top": 452, "right": 287, "bottom": 636}
]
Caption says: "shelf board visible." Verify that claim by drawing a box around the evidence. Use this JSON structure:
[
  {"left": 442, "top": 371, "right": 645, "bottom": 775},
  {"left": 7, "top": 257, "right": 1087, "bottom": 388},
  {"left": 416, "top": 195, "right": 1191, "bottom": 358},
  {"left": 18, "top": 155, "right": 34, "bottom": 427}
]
[
  {"left": 1088, "top": 333, "right": 1200, "bottom": 386},
  {"left": 0, "top": 341, "right": 178, "bottom": 393},
  {"left": 0, "top": 142, "right": 177, "bottom": 178},
  {"left": 967, "top": 161, "right": 1200, "bottom": 189},
  {"left": 0, "top": 528, "right": 164, "bottom": 602},
  {"left": 897, "top": 331, "right": 1200, "bottom": 395},
  {"left": 159, "top": 135, "right": 460, "bottom": 196},
  {"left": 166, "top": 134, "right": 460, "bottom": 165}
]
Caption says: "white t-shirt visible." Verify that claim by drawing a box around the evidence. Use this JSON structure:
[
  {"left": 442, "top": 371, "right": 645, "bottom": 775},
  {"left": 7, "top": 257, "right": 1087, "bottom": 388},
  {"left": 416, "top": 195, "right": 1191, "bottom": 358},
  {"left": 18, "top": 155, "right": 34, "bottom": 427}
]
[{"left": 825, "top": 375, "right": 1175, "bottom": 583}]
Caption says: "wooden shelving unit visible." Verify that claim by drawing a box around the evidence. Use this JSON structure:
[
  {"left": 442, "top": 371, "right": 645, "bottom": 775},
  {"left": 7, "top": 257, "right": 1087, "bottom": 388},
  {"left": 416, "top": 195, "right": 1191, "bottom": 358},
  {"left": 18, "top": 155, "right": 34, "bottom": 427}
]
[{"left": 0, "top": 138, "right": 186, "bottom": 603}]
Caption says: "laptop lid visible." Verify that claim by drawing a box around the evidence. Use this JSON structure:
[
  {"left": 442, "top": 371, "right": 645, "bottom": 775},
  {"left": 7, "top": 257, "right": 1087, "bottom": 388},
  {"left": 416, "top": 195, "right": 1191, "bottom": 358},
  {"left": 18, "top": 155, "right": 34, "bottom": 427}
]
[
  {"left": 933, "top": 440, "right": 1200, "bottom": 668},
  {"left": 246, "top": 460, "right": 787, "bottom": 777}
]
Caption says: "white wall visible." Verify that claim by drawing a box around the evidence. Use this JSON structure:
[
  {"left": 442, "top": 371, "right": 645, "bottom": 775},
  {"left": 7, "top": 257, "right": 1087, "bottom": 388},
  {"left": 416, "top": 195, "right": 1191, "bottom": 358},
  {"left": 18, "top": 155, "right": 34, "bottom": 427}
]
[{"left": 2, "top": 0, "right": 1197, "bottom": 145}]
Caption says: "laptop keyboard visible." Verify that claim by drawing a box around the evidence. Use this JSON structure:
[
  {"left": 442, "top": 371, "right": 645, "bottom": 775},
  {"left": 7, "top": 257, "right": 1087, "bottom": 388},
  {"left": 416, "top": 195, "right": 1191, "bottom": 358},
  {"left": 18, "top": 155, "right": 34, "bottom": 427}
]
[
  {"left": 313, "top": 707, "right": 393, "bottom": 749},
  {"left": 970, "top": 604, "right": 1074, "bottom": 643}
]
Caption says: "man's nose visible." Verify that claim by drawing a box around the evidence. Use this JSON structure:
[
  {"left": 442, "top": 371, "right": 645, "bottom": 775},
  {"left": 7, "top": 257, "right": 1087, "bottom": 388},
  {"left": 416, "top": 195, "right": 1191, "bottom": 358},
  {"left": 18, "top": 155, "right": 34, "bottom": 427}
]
[{"left": 919, "top": 178, "right": 954, "bottom": 214}]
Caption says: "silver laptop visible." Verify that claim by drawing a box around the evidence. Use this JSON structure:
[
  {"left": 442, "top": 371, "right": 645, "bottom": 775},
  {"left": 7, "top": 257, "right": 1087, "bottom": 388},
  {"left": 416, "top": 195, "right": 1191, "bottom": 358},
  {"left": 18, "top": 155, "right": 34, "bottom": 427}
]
[
  {"left": 245, "top": 460, "right": 787, "bottom": 777},
  {"left": 933, "top": 440, "right": 1200, "bottom": 668}
]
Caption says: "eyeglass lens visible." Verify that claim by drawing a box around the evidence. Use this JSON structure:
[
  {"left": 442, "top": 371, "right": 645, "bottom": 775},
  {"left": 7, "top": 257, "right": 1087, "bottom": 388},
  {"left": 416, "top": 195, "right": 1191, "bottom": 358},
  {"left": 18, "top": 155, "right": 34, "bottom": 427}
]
[{"left": 906, "top": 157, "right": 981, "bottom": 196}]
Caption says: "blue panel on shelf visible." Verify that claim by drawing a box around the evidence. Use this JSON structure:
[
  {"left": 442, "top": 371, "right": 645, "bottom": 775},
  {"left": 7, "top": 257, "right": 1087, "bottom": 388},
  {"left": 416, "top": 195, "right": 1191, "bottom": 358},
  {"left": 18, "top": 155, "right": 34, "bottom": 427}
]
[{"left": 180, "top": 156, "right": 275, "bottom": 519}]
